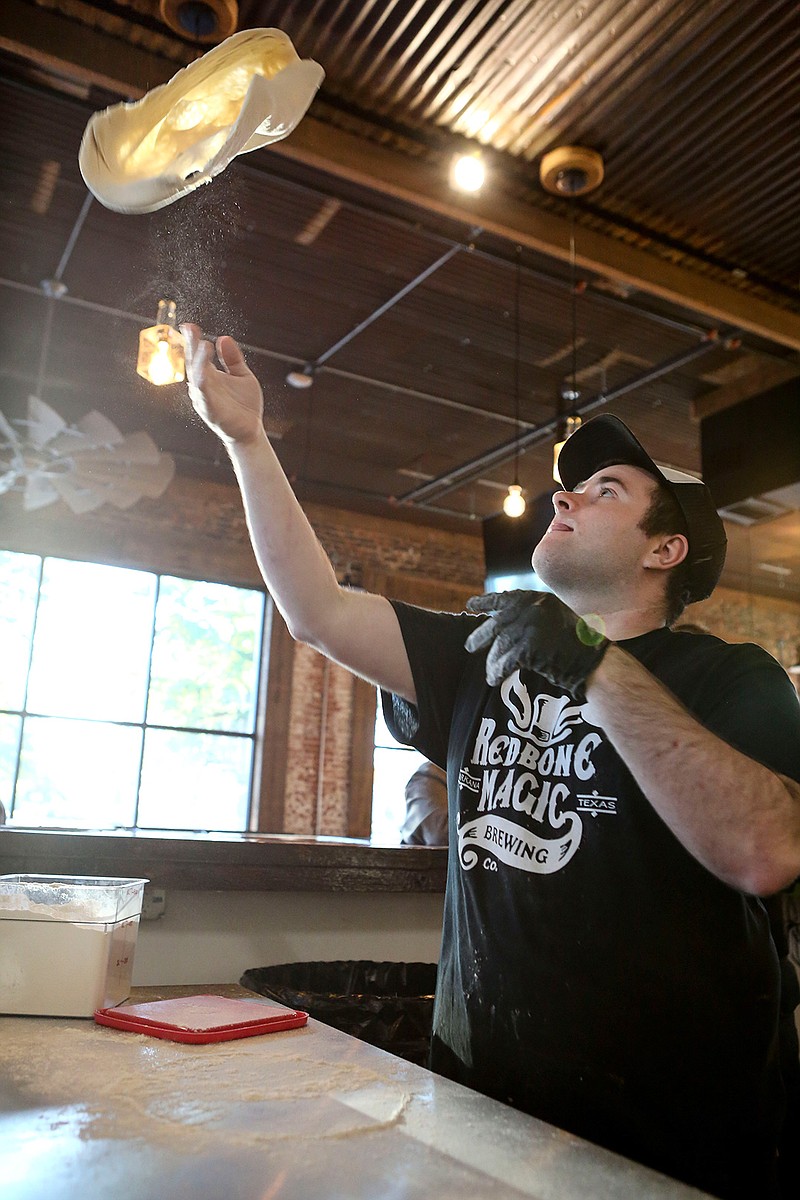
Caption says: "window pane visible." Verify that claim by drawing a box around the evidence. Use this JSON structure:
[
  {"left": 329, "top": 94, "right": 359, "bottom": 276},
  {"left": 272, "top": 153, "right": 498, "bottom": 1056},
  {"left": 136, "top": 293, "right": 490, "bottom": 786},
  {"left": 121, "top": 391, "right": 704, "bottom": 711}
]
[
  {"left": 0, "top": 713, "right": 22, "bottom": 818},
  {"left": 26, "top": 558, "right": 156, "bottom": 722},
  {"left": 0, "top": 550, "right": 40, "bottom": 710},
  {"left": 147, "top": 577, "right": 264, "bottom": 733},
  {"left": 12, "top": 716, "right": 142, "bottom": 828},
  {"left": 371, "top": 745, "right": 427, "bottom": 846},
  {"left": 137, "top": 728, "right": 252, "bottom": 831},
  {"left": 374, "top": 698, "right": 408, "bottom": 749}
]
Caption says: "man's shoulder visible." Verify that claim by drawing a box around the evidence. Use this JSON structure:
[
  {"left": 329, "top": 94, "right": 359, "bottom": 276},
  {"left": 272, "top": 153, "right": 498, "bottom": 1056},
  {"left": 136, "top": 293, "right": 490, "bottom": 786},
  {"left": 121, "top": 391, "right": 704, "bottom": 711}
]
[{"left": 627, "top": 625, "right": 793, "bottom": 701}]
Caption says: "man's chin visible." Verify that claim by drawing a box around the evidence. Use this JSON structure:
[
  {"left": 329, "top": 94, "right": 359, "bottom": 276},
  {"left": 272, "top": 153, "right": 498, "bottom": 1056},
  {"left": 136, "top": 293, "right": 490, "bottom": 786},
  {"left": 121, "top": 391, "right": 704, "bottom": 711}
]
[
  {"left": 531, "top": 553, "right": 575, "bottom": 606},
  {"left": 531, "top": 548, "right": 556, "bottom": 589}
]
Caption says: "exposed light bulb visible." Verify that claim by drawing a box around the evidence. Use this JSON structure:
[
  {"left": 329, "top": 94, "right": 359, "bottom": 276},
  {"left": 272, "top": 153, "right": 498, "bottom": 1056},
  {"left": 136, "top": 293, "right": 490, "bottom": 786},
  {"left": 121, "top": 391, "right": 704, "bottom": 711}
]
[
  {"left": 450, "top": 153, "right": 485, "bottom": 193},
  {"left": 137, "top": 299, "right": 185, "bottom": 385},
  {"left": 503, "top": 483, "right": 526, "bottom": 518},
  {"left": 147, "top": 339, "right": 177, "bottom": 386}
]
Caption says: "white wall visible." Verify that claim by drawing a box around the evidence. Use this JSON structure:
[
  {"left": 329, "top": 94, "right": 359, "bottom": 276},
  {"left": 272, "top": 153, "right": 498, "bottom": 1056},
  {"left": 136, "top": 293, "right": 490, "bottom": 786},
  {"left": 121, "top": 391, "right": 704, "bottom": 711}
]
[{"left": 132, "top": 889, "right": 445, "bottom": 986}]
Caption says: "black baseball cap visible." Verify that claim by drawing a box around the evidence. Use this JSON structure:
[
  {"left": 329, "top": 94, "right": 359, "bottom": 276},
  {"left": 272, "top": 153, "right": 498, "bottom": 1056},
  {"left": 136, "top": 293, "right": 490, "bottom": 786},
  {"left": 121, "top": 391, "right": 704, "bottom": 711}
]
[{"left": 555, "top": 414, "right": 727, "bottom": 603}]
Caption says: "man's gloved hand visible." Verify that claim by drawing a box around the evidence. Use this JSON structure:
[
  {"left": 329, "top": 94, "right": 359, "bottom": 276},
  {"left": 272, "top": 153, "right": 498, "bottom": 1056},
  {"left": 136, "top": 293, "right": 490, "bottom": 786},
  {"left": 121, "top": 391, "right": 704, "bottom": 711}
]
[{"left": 464, "top": 591, "right": 609, "bottom": 700}]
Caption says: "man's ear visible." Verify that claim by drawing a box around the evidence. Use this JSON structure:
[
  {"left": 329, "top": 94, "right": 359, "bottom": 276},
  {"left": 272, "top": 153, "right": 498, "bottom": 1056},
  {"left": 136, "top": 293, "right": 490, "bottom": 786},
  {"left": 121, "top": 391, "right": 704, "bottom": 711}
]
[{"left": 644, "top": 533, "right": 689, "bottom": 572}]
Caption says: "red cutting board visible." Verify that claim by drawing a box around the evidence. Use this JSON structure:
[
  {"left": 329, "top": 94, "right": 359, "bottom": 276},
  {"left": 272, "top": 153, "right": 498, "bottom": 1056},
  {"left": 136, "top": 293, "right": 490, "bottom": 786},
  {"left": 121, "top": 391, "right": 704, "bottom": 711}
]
[{"left": 95, "top": 994, "right": 308, "bottom": 1043}]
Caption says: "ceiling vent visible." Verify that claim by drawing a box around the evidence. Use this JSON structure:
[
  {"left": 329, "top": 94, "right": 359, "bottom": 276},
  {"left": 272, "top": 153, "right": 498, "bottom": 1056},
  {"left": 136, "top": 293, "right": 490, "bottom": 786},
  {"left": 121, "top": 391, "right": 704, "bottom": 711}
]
[{"left": 717, "top": 494, "right": 793, "bottom": 527}]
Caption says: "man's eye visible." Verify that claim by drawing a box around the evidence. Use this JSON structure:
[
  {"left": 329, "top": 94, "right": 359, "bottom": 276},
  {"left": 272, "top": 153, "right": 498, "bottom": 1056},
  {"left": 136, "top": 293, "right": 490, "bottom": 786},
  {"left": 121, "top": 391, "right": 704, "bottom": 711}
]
[{"left": 599, "top": 486, "right": 615, "bottom": 497}]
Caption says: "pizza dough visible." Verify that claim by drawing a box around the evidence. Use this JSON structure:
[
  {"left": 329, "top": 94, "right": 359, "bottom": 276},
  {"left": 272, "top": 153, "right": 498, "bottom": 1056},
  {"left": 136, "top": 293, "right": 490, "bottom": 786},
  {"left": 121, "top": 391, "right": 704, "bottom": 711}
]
[{"left": 79, "top": 28, "right": 324, "bottom": 214}]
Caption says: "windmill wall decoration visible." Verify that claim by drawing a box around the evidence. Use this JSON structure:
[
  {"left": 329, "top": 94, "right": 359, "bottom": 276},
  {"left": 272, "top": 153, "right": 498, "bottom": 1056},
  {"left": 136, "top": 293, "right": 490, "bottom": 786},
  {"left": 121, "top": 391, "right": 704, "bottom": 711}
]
[
  {"left": 0, "top": 283, "right": 175, "bottom": 515},
  {"left": 0, "top": 398, "right": 176, "bottom": 514}
]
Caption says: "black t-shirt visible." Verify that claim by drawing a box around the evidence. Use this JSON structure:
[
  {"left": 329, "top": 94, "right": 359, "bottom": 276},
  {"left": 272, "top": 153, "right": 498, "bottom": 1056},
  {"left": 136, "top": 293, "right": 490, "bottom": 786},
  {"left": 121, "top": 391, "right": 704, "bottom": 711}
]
[{"left": 382, "top": 605, "right": 800, "bottom": 1200}]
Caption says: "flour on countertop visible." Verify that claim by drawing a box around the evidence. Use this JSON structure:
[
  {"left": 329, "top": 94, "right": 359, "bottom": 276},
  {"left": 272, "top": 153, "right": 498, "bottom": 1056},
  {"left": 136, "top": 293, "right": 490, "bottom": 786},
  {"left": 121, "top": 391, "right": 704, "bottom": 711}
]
[{"left": 0, "top": 1020, "right": 411, "bottom": 1146}]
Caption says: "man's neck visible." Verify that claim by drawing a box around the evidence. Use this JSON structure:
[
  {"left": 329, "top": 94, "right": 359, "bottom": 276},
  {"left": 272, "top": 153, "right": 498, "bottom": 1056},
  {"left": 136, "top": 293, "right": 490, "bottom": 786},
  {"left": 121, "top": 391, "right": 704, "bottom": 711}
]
[
  {"left": 554, "top": 590, "right": 668, "bottom": 642},
  {"left": 588, "top": 608, "right": 667, "bottom": 642}
]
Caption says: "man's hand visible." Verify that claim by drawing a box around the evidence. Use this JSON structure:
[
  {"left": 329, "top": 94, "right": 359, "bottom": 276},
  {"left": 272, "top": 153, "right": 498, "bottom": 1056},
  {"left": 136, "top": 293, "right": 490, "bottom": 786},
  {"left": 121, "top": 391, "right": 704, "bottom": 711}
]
[
  {"left": 465, "top": 591, "right": 609, "bottom": 700},
  {"left": 181, "top": 324, "right": 264, "bottom": 447}
]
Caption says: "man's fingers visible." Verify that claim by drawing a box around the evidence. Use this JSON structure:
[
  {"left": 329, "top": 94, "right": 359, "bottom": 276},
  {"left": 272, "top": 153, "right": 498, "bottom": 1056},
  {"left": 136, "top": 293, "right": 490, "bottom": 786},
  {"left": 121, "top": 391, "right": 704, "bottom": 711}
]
[
  {"left": 179, "top": 322, "right": 203, "bottom": 363},
  {"left": 485, "top": 645, "right": 515, "bottom": 687},
  {"left": 216, "top": 335, "right": 250, "bottom": 377},
  {"left": 180, "top": 324, "right": 214, "bottom": 386},
  {"left": 186, "top": 340, "right": 217, "bottom": 393},
  {"left": 465, "top": 618, "right": 497, "bottom": 654},
  {"left": 466, "top": 592, "right": 504, "bottom": 614}
]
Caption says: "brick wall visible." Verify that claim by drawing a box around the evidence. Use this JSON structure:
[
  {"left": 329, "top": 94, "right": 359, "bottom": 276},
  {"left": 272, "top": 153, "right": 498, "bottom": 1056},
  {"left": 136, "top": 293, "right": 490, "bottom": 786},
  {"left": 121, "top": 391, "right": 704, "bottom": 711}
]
[
  {"left": 686, "top": 586, "right": 800, "bottom": 670},
  {"left": 281, "top": 502, "right": 485, "bottom": 835}
]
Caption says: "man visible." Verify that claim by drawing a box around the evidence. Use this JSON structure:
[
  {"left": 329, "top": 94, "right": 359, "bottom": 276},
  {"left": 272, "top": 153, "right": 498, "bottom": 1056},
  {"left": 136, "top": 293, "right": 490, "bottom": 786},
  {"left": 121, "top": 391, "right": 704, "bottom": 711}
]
[
  {"left": 182, "top": 326, "right": 800, "bottom": 1199},
  {"left": 401, "top": 760, "right": 448, "bottom": 845}
]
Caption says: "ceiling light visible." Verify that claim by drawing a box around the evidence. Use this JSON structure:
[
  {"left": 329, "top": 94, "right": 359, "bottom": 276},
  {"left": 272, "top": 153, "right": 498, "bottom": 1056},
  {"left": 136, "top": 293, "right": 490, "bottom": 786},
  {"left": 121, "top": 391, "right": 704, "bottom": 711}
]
[
  {"left": 539, "top": 146, "right": 604, "bottom": 197},
  {"left": 502, "top": 248, "right": 526, "bottom": 519},
  {"left": 503, "top": 483, "right": 526, "bottom": 518},
  {"left": 286, "top": 366, "right": 315, "bottom": 388},
  {"left": 554, "top": 196, "right": 597, "bottom": 477},
  {"left": 451, "top": 154, "right": 486, "bottom": 193},
  {"left": 137, "top": 300, "right": 185, "bottom": 386},
  {"left": 159, "top": 0, "right": 238, "bottom": 44}
]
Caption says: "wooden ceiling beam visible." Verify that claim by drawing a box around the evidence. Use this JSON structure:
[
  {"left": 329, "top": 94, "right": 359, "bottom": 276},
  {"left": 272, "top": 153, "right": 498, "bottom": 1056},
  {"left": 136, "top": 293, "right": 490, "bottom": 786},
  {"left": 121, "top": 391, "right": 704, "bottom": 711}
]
[
  {"left": 690, "top": 359, "right": 800, "bottom": 422},
  {"left": 0, "top": 0, "right": 178, "bottom": 99}
]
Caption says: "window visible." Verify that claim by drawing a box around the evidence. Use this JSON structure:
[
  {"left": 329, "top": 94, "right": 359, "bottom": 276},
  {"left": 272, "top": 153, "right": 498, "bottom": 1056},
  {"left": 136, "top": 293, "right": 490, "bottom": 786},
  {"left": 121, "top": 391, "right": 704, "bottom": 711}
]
[
  {"left": 362, "top": 569, "right": 472, "bottom": 846},
  {"left": 0, "top": 550, "right": 265, "bottom": 832},
  {"left": 370, "top": 702, "right": 426, "bottom": 845}
]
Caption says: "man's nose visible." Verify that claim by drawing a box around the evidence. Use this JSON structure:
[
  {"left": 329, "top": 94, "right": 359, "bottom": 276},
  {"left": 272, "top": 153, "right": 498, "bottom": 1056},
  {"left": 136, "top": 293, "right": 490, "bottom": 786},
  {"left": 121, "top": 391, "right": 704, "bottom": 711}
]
[{"left": 552, "top": 489, "right": 575, "bottom": 513}]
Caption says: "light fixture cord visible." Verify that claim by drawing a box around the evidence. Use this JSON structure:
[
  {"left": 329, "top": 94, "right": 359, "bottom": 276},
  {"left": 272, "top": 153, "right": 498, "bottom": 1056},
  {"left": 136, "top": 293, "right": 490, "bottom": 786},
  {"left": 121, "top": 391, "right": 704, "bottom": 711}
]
[
  {"left": 513, "top": 245, "right": 522, "bottom": 486},
  {"left": 569, "top": 202, "right": 578, "bottom": 415}
]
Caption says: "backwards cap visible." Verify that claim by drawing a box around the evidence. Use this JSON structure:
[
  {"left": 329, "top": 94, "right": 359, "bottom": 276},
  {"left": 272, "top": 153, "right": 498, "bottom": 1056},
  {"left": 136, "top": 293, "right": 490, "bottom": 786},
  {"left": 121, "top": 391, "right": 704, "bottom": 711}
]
[{"left": 555, "top": 414, "right": 727, "bottom": 603}]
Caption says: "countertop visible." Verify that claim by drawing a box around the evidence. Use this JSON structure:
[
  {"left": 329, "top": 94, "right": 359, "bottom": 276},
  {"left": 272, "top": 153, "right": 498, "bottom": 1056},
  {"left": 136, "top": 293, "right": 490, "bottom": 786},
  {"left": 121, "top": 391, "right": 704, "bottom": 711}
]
[{"left": 0, "top": 984, "right": 711, "bottom": 1200}]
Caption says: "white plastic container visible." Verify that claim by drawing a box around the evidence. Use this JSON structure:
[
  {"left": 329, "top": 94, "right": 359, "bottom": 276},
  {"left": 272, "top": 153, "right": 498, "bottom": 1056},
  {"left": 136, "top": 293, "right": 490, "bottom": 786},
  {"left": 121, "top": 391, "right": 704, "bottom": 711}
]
[{"left": 0, "top": 874, "right": 148, "bottom": 1017}]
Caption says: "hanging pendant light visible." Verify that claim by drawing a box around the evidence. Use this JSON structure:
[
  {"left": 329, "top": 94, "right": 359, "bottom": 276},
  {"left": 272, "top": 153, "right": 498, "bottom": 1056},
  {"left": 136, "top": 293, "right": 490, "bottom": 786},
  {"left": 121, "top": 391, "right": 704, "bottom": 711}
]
[
  {"left": 553, "top": 203, "right": 584, "bottom": 482},
  {"left": 503, "top": 483, "right": 526, "bottom": 518},
  {"left": 553, "top": 415, "right": 582, "bottom": 483},
  {"left": 539, "top": 147, "right": 603, "bottom": 483},
  {"left": 503, "top": 248, "right": 526, "bottom": 519},
  {"left": 137, "top": 299, "right": 185, "bottom": 386}
]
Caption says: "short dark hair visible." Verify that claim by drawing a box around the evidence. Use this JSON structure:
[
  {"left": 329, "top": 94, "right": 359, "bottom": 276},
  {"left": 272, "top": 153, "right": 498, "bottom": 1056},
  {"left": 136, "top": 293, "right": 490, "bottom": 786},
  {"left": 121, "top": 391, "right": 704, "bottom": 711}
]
[{"left": 638, "top": 480, "right": 693, "bottom": 624}]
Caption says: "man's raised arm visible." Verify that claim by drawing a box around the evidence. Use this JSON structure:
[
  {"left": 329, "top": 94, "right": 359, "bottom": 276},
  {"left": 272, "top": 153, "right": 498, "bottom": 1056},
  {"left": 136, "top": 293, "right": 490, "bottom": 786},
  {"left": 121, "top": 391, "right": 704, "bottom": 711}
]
[{"left": 182, "top": 325, "right": 415, "bottom": 703}]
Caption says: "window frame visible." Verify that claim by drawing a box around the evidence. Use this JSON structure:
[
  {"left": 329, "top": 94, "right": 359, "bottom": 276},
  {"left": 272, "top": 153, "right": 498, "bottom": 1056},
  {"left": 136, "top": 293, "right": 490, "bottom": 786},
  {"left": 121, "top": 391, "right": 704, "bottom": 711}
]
[
  {"left": 1, "top": 548, "right": 269, "bottom": 834},
  {"left": 356, "top": 568, "right": 474, "bottom": 844},
  {"left": 0, "top": 508, "right": 473, "bottom": 877}
]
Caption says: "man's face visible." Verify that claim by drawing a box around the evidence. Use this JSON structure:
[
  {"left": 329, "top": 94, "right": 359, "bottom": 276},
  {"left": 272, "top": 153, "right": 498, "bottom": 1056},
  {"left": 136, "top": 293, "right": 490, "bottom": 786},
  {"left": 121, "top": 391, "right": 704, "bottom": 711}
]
[{"left": 532, "top": 463, "right": 661, "bottom": 608}]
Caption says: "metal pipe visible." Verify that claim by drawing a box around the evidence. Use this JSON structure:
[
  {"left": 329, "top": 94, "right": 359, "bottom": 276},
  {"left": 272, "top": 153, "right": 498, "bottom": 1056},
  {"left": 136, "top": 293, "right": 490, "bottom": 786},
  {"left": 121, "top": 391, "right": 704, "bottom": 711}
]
[
  {"left": 53, "top": 192, "right": 93, "bottom": 283},
  {"left": 308, "top": 230, "right": 482, "bottom": 370},
  {"left": 397, "top": 333, "right": 733, "bottom": 507}
]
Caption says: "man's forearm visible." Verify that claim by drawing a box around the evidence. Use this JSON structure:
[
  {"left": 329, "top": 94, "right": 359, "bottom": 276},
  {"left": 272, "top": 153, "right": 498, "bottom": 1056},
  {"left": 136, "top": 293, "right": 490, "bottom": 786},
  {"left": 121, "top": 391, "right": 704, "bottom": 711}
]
[
  {"left": 583, "top": 646, "right": 800, "bottom": 894},
  {"left": 227, "top": 430, "right": 344, "bottom": 645},
  {"left": 226, "top": 432, "right": 417, "bottom": 701}
]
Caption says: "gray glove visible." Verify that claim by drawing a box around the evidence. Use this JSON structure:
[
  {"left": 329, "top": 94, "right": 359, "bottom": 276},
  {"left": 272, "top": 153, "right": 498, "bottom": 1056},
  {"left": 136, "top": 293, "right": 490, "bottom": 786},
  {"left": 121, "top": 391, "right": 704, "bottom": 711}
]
[{"left": 465, "top": 591, "right": 609, "bottom": 700}]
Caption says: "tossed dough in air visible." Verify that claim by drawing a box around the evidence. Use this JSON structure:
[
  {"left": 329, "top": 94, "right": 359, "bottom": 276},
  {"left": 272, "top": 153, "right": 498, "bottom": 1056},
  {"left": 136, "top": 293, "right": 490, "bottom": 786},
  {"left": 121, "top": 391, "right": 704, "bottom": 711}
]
[{"left": 79, "top": 28, "right": 324, "bottom": 214}]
